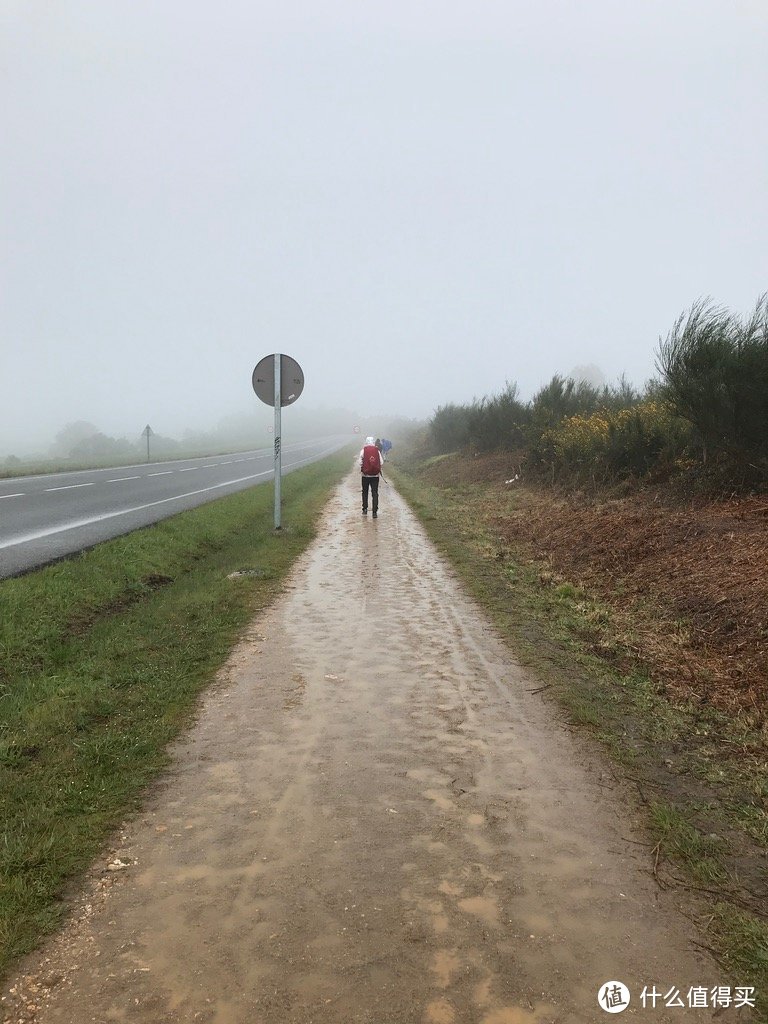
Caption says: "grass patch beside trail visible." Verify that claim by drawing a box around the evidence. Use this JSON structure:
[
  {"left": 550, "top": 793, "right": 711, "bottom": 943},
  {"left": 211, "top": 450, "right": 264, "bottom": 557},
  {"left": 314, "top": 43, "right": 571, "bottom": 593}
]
[
  {"left": 0, "top": 451, "right": 351, "bottom": 978},
  {"left": 391, "top": 456, "right": 768, "bottom": 1019}
]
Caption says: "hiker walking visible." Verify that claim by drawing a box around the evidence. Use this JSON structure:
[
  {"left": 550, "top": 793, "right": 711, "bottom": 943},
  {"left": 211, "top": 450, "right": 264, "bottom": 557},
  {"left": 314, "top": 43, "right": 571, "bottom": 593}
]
[{"left": 360, "top": 436, "right": 384, "bottom": 518}]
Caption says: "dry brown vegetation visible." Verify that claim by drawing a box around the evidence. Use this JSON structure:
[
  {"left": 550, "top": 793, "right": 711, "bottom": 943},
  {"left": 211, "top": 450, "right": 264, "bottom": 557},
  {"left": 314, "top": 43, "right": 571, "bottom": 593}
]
[{"left": 420, "top": 452, "right": 768, "bottom": 726}]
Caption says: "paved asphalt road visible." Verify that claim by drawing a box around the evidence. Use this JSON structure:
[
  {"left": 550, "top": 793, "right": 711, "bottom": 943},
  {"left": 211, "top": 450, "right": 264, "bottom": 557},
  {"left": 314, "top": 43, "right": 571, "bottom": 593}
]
[{"left": 0, "top": 436, "right": 351, "bottom": 579}]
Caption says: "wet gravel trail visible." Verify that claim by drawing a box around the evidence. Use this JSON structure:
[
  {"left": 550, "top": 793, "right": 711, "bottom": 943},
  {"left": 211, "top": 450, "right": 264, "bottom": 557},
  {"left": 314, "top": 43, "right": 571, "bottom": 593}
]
[{"left": 2, "top": 472, "right": 744, "bottom": 1023}]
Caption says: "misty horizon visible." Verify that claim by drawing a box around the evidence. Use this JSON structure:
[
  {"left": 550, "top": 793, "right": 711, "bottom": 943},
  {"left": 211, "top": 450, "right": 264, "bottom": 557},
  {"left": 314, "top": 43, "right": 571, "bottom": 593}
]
[
  {"left": 3, "top": 2, "right": 766, "bottom": 458},
  {"left": 0, "top": 362, "right": 624, "bottom": 459}
]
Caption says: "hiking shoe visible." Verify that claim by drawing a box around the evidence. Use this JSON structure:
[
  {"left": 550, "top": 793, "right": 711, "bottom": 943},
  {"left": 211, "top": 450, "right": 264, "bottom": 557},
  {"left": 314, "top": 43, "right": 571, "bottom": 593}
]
[
  {"left": 372, "top": 512, "right": 378, "bottom": 519},
  {"left": 362, "top": 509, "right": 368, "bottom": 515}
]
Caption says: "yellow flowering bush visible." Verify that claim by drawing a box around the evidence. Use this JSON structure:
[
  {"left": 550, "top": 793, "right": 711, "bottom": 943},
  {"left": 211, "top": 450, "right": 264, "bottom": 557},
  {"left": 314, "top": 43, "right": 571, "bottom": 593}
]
[{"left": 540, "top": 401, "right": 692, "bottom": 481}]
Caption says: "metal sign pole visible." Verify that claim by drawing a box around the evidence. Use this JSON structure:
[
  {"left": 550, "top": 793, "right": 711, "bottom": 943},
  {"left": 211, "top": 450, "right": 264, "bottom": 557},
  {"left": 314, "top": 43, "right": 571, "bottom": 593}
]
[
  {"left": 142, "top": 424, "right": 153, "bottom": 463},
  {"left": 252, "top": 352, "right": 302, "bottom": 531},
  {"left": 273, "top": 353, "right": 282, "bottom": 530}
]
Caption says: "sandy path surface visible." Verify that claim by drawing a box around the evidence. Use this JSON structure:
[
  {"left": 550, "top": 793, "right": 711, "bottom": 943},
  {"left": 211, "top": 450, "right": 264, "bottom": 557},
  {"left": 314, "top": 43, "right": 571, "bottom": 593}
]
[{"left": 2, "top": 473, "right": 750, "bottom": 1023}]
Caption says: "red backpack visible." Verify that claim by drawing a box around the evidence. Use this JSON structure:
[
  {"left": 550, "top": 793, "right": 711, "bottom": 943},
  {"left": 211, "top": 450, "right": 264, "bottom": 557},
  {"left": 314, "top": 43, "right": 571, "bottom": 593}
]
[{"left": 361, "top": 444, "right": 381, "bottom": 476}]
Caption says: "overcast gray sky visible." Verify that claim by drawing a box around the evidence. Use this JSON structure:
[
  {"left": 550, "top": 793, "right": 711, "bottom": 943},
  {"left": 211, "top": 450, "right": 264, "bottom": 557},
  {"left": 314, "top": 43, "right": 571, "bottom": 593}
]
[{"left": 2, "top": 0, "right": 767, "bottom": 454}]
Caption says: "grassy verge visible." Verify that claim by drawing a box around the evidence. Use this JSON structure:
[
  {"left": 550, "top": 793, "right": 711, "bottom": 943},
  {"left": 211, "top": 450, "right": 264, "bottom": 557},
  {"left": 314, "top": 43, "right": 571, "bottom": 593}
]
[
  {"left": 391, "top": 456, "right": 768, "bottom": 1018},
  {"left": 0, "top": 451, "right": 350, "bottom": 978}
]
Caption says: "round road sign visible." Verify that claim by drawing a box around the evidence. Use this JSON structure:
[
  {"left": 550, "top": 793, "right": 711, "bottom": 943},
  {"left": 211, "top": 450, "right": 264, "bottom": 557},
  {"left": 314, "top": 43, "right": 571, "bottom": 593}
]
[{"left": 252, "top": 354, "right": 304, "bottom": 407}]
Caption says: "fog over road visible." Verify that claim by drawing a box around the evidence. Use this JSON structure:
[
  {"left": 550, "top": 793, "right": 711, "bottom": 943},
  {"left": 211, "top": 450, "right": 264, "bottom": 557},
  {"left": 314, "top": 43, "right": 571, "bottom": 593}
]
[
  {"left": 0, "top": 436, "right": 349, "bottom": 578},
  {"left": 1, "top": 473, "right": 725, "bottom": 1024}
]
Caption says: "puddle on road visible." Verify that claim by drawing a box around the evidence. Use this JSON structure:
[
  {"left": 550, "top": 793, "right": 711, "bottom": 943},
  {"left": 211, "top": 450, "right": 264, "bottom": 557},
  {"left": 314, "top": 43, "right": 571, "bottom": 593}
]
[
  {"left": 424, "top": 997, "right": 457, "bottom": 1023},
  {"left": 431, "top": 949, "right": 461, "bottom": 988},
  {"left": 422, "top": 788, "right": 455, "bottom": 812},
  {"left": 457, "top": 894, "right": 502, "bottom": 929},
  {"left": 438, "top": 879, "right": 463, "bottom": 897}
]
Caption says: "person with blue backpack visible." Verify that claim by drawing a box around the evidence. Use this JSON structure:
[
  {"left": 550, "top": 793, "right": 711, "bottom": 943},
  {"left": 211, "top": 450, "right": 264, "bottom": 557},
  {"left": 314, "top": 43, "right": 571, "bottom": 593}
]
[{"left": 359, "top": 436, "right": 384, "bottom": 518}]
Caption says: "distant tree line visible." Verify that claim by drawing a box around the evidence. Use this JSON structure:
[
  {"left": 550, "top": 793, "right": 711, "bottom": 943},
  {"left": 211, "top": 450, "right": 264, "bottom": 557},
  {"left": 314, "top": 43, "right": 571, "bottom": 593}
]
[
  {"left": 426, "top": 295, "right": 768, "bottom": 491},
  {"left": 49, "top": 421, "right": 182, "bottom": 461}
]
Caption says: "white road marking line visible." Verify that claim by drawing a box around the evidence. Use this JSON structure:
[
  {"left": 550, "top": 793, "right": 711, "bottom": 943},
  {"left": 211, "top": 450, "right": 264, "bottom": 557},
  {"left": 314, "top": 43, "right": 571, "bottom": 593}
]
[
  {"left": 148, "top": 471, "right": 173, "bottom": 477},
  {"left": 0, "top": 492, "right": 25, "bottom": 499},
  {"left": 45, "top": 482, "right": 94, "bottom": 492},
  {"left": 108, "top": 476, "right": 141, "bottom": 482},
  {"left": 179, "top": 467, "right": 199, "bottom": 472},
  {"left": 0, "top": 470, "right": 273, "bottom": 549}
]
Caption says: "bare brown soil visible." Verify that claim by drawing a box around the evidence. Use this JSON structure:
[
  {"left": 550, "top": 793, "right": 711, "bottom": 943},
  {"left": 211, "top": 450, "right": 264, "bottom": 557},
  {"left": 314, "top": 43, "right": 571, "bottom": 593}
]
[
  {"left": 422, "top": 453, "right": 768, "bottom": 724},
  {"left": 0, "top": 473, "right": 746, "bottom": 1023}
]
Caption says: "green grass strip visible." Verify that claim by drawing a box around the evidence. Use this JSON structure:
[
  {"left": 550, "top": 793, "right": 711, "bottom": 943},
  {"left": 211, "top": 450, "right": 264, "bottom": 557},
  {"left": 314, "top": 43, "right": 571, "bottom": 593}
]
[{"left": 0, "top": 451, "right": 351, "bottom": 977}]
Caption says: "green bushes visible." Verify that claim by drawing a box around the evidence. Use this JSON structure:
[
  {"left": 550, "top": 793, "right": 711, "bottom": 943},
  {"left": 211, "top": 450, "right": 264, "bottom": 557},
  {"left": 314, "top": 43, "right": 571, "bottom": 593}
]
[
  {"left": 529, "top": 375, "right": 603, "bottom": 434},
  {"left": 431, "top": 384, "right": 529, "bottom": 453},
  {"left": 426, "top": 295, "right": 768, "bottom": 491},
  {"left": 656, "top": 296, "right": 768, "bottom": 482},
  {"left": 467, "top": 383, "right": 530, "bottom": 452},
  {"left": 430, "top": 403, "right": 474, "bottom": 453}
]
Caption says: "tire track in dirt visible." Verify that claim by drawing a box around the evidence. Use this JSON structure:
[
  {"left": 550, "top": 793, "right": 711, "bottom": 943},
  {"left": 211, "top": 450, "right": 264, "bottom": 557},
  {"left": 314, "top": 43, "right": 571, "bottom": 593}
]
[{"left": 2, "top": 471, "right": 746, "bottom": 1023}]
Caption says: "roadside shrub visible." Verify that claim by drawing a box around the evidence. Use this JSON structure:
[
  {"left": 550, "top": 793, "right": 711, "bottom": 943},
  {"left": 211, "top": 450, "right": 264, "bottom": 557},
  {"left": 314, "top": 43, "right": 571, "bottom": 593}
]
[
  {"left": 657, "top": 295, "right": 768, "bottom": 482},
  {"left": 537, "top": 400, "right": 692, "bottom": 484},
  {"left": 598, "top": 375, "right": 643, "bottom": 412},
  {"left": 430, "top": 402, "right": 473, "bottom": 453},
  {"left": 428, "top": 377, "right": 646, "bottom": 464},
  {"left": 602, "top": 402, "right": 692, "bottom": 478},
  {"left": 467, "top": 383, "right": 530, "bottom": 452},
  {"left": 528, "top": 375, "right": 603, "bottom": 437}
]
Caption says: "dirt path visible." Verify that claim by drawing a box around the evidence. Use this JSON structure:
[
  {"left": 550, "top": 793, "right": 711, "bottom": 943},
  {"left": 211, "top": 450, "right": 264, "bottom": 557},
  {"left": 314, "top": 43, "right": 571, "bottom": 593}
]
[{"left": 2, "top": 473, "right": 750, "bottom": 1023}]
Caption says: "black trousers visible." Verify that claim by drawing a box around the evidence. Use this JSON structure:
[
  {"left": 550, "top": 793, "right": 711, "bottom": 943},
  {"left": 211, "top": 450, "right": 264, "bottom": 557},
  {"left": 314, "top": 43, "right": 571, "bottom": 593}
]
[{"left": 361, "top": 475, "right": 379, "bottom": 513}]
